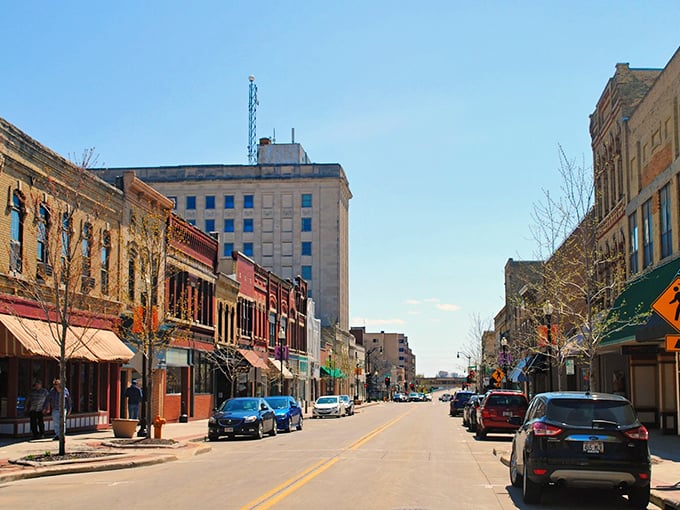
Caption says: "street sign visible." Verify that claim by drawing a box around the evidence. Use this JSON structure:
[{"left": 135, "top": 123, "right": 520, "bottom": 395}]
[
  {"left": 666, "top": 335, "right": 680, "bottom": 352},
  {"left": 491, "top": 368, "right": 504, "bottom": 383},
  {"left": 652, "top": 276, "right": 680, "bottom": 331}
]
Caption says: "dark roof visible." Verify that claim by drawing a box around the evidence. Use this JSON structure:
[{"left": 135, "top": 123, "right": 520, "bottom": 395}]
[{"left": 535, "top": 391, "right": 630, "bottom": 402}]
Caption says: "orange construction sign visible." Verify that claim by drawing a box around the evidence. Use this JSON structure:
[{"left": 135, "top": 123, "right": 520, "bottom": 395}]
[
  {"left": 652, "top": 276, "right": 680, "bottom": 331},
  {"left": 665, "top": 335, "right": 680, "bottom": 352}
]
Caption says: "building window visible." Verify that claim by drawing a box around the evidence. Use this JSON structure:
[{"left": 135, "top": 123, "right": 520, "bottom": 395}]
[
  {"left": 642, "top": 199, "right": 653, "bottom": 268},
  {"left": 193, "top": 352, "right": 213, "bottom": 394},
  {"left": 224, "top": 219, "right": 234, "bottom": 232},
  {"left": 9, "top": 191, "right": 24, "bottom": 273},
  {"left": 186, "top": 196, "right": 196, "bottom": 210},
  {"left": 629, "top": 212, "right": 638, "bottom": 274},
  {"left": 223, "top": 242, "right": 234, "bottom": 257},
  {"left": 224, "top": 195, "right": 234, "bottom": 209},
  {"left": 187, "top": 219, "right": 196, "bottom": 226},
  {"left": 61, "top": 212, "right": 72, "bottom": 270},
  {"left": 205, "top": 219, "right": 215, "bottom": 233},
  {"left": 302, "top": 193, "right": 312, "bottom": 208},
  {"left": 243, "top": 218, "right": 254, "bottom": 232},
  {"left": 660, "top": 183, "right": 672, "bottom": 259},
  {"left": 36, "top": 203, "right": 50, "bottom": 277},
  {"left": 244, "top": 195, "right": 254, "bottom": 208},
  {"left": 301, "top": 265, "right": 312, "bottom": 280},
  {"left": 205, "top": 195, "right": 215, "bottom": 209},
  {"left": 101, "top": 230, "right": 110, "bottom": 295},
  {"left": 243, "top": 242, "right": 253, "bottom": 256},
  {"left": 81, "top": 222, "right": 93, "bottom": 288},
  {"left": 128, "top": 249, "right": 137, "bottom": 302},
  {"left": 301, "top": 241, "right": 312, "bottom": 256},
  {"left": 301, "top": 217, "right": 312, "bottom": 232}
]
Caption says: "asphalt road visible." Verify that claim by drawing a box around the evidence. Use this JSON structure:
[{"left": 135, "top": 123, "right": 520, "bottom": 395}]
[{"left": 0, "top": 397, "right": 648, "bottom": 509}]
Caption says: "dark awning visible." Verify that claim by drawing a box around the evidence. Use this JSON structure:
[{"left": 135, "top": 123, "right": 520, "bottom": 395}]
[
  {"left": 600, "top": 257, "right": 680, "bottom": 347},
  {"left": 320, "top": 366, "right": 345, "bottom": 378}
]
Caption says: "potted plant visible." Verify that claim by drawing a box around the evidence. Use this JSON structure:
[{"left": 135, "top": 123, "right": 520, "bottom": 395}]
[{"left": 111, "top": 418, "right": 138, "bottom": 438}]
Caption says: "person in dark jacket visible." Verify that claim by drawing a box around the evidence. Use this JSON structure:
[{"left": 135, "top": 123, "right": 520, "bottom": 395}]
[
  {"left": 25, "top": 379, "right": 48, "bottom": 439},
  {"left": 124, "top": 379, "right": 143, "bottom": 420}
]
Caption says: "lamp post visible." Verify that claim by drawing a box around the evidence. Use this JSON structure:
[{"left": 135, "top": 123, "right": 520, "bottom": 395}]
[
  {"left": 543, "top": 301, "right": 554, "bottom": 393},
  {"left": 354, "top": 352, "right": 359, "bottom": 401},
  {"left": 278, "top": 324, "right": 286, "bottom": 396},
  {"left": 500, "top": 337, "right": 510, "bottom": 389},
  {"left": 457, "top": 351, "right": 473, "bottom": 388}
]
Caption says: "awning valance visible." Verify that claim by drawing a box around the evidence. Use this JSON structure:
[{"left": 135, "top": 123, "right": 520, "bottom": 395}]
[
  {"left": 268, "top": 357, "right": 294, "bottom": 379},
  {"left": 320, "top": 366, "right": 345, "bottom": 378},
  {"left": 0, "top": 313, "right": 134, "bottom": 362}
]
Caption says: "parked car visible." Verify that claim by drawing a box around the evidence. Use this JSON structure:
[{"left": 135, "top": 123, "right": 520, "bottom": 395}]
[
  {"left": 208, "top": 397, "right": 277, "bottom": 441},
  {"left": 339, "top": 394, "right": 355, "bottom": 416},
  {"left": 449, "top": 390, "right": 475, "bottom": 416},
  {"left": 462, "top": 394, "right": 481, "bottom": 429},
  {"left": 408, "top": 392, "right": 423, "bottom": 402},
  {"left": 264, "top": 396, "right": 303, "bottom": 432},
  {"left": 509, "top": 391, "right": 650, "bottom": 508},
  {"left": 423, "top": 392, "right": 433, "bottom": 401},
  {"left": 393, "top": 392, "right": 408, "bottom": 402},
  {"left": 475, "top": 390, "right": 528, "bottom": 439},
  {"left": 439, "top": 393, "right": 452, "bottom": 402},
  {"left": 313, "top": 395, "right": 346, "bottom": 418}
]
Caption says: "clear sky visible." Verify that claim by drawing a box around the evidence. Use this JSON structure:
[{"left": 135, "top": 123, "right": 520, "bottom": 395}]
[{"left": 3, "top": 2, "right": 679, "bottom": 376}]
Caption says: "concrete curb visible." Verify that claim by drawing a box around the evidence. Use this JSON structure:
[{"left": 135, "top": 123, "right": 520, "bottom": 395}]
[{"left": 0, "top": 437, "right": 211, "bottom": 484}]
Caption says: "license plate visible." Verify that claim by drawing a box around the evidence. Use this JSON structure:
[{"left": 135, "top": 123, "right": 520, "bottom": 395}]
[
  {"left": 583, "top": 441, "right": 603, "bottom": 454},
  {"left": 223, "top": 427, "right": 233, "bottom": 433},
  {"left": 503, "top": 411, "right": 513, "bottom": 416}
]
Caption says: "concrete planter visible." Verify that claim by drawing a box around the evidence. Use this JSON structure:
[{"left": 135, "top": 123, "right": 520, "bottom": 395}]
[{"left": 111, "top": 418, "right": 138, "bottom": 438}]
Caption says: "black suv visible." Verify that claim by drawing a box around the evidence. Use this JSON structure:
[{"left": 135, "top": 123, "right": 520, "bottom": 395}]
[{"left": 509, "top": 392, "right": 650, "bottom": 508}]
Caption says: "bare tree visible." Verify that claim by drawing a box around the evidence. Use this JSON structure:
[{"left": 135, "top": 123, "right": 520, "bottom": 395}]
[{"left": 530, "top": 146, "right": 648, "bottom": 391}]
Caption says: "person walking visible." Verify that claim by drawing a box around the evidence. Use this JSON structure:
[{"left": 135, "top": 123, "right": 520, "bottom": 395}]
[
  {"left": 25, "top": 379, "right": 48, "bottom": 439},
  {"left": 44, "top": 379, "right": 72, "bottom": 440},
  {"left": 124, "top": 379, "right": 143, "bottom": 420}
]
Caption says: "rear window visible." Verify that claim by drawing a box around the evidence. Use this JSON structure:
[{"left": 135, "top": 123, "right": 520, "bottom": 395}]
[
  {"left": 546, "top": 399, "right": 637, "bottom": 426},
  {"left": 486, "top": 395, "right": 527, "bottom": 407},
  {"left": 454, "top": 393, "right": 473, "bottom": 402}
]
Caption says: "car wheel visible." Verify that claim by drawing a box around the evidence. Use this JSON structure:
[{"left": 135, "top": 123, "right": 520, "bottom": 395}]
[
  {"left": 462, "top": 416, "right": 468, "bottom": 427},
  {"left": 627, "top": 485, "right": 650, "bottom": 509},
  {"left": 269, "top": 421, "right": 277, "bottom": 437},
  {"left": 256, "top": 422, "right": 264, "bottom": 439},
  {"left": 509, "top": 445, "right": 523, "bottom": 488},
  {"left": 296, "top": 416, "right": 303, "bottom": 430},
  {"left": 284, "top": 418, "right": 292, "bottom": 433},
  {"left": 208, "top": 434, "right": 219, "bottom": 442},
  {"left": 475, "top": 425, "right": 487, "bottom": 440},
  {"left": 522, "top": 458, "right": 542, "bottom": 504}
]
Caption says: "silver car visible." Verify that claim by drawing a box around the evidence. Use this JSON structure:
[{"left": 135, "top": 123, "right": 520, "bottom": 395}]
[
  {"left": 340, "top": 394, "right": 355, "bottom": 415},
  {"left": 312, "top": 395, "right": 346, "bottom": 418}
]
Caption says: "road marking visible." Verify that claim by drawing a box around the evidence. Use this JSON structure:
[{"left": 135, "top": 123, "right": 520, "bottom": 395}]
[{"left": 240, "top": 410, "right": 412, "bottom": 510}]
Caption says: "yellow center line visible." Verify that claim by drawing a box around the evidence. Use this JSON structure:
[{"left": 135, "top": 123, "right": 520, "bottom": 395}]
[{"left": 240, "top": 408, "right": 414, "bottom": 510}]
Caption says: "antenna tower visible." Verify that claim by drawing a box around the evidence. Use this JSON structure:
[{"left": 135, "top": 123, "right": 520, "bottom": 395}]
[{"left": 247, "top": 75, "right": 258, "bottom": 164}]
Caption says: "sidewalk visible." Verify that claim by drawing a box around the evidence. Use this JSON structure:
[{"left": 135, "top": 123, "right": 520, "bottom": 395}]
[
  {"left": 494, "top": 429, "right": 680, "bottom": 509},
  {"left": 0, "top": 402, "right": 332, "bottom": 484}
]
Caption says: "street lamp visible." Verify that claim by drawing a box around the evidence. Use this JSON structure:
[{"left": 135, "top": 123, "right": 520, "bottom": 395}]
[
  {"left": 500, "top": 337, "right": 510, "bottom": 389},
  {"left": 543, "top": 301, "right": 554, "bottom": 392},
  {"left": 278, "top": 324, "right": 286, "bottom": 396},
  {"left": 457, "top": 351, "right": 473, "bottom": 388},
  {"left": 354, "top": 352, "right": 359, "bottom": 401}
]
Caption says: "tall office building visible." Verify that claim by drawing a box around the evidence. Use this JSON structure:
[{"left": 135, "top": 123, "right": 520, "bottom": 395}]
[{"left": 93, "top": 140, "right": 352, "bottom": 330}]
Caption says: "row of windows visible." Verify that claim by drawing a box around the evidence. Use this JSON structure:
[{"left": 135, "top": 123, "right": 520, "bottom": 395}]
[
  {"left": 177, "top": 193, "right": 313, "bottom": 211},
  {"left": 629, "top": 180, "right": 675, "bottom": 274},
  {"left": 188, "top": 217, "right": 314, "bottom": 234},
  {"left": 221, "top": 242, "right": 312, "bottom": 258}
]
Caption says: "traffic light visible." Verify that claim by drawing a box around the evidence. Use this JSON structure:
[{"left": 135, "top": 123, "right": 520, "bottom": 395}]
[{"left": 384, "top": 376, "right": 390, "bottom": 387}]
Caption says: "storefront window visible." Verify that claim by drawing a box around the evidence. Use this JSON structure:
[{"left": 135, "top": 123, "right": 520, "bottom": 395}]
[
  {"left": 166, "top": 366, "right": 182, "bottom": 394},
  {"left": 193, "top": 352, "right": 212, "bottom": 394}
]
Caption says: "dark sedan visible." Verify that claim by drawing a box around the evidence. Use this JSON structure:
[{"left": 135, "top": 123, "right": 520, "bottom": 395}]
[
  {"left": 208, "top": 397, "right": 277, "bottom": 440},
  {"left": 264, "top": 396, "right": 303, "bottom": 432}
]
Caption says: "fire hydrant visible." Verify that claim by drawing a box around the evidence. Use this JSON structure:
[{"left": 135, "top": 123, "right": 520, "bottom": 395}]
[{"left": 153, "top": 415, "right": 166, "bottom": 439}]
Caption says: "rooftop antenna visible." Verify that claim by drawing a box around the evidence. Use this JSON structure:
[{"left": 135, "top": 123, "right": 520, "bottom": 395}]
[{"left": 247, "top": 75, "right": 258, "bottom": 164}]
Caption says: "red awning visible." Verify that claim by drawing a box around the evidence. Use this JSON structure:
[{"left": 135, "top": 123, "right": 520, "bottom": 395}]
[{"left": 237, "top": 348, "right": 269, "bottom": 369}]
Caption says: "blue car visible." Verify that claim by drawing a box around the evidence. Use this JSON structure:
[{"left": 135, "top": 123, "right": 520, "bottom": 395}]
[
  {"left": 264, "top": 396, "right": 304, "bottom": 432},
  {"left": 208, "top": 397, "right": 277, "bottom": 440}
]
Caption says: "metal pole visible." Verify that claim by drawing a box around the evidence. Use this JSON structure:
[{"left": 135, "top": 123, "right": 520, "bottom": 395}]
[{"left": 547, "top": 313, "right": 553, "bottom": 392}]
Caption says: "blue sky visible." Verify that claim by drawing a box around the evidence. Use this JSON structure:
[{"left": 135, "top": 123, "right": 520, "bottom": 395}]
[{"left": 3, "top": 2, "right": 680, "bottom": 376}]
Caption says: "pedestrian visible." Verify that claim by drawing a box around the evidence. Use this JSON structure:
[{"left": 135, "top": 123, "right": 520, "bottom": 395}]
[
  {"left": 25, "top": 379, "right": 48, "bottom": 439},
  {"left": 43, "top": 378, "right": 72, "bottom": 440},
  {"left": 124, "top": 379, "right": 143, "bottom": 420}
]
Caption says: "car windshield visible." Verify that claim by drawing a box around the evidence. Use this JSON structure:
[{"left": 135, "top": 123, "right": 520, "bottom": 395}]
[
  {"left": 264, "top": 398, "right": 288, "bottom": 410},
  {"left": 317, "top": 397, "right": 338, "bottom": 404},
  {"left": 222, "top": 399, "right": 258, "bottom": 412},
  {"left": 454, "top": 393, "right": 472, "bottom": 402},
  {"left": 340, "top": 395, "right": 350, "bottom": 403},
  {"left": 547, "top": 399, "right": 637, "bottom": 427}
]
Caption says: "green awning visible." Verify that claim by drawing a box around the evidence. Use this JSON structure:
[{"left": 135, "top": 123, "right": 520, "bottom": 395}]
[
  {"left": 320, "top": 366, "right": 346, "bottom": 378},
  {"left": 600, "top": 257, "right": 680, "bottom": 347}
]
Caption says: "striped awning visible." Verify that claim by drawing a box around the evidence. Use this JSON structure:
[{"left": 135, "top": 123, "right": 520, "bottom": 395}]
[{"left": 0, "top": 313, "right": 134, "bottom": 362}]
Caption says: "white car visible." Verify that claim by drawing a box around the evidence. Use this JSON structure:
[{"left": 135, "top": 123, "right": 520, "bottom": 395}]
[{"left": 313, "top": 395, "right": 346, "bottom": 418}]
